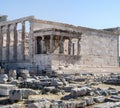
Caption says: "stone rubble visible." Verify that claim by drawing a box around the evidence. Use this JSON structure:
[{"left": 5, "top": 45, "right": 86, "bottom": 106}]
[{"left": 0, "top": 69, "right": 119, "bottom": 108}]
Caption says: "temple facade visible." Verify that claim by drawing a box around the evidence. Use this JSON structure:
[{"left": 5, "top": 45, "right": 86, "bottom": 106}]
[{"left": 0, "top": 16, "right": 119, "bottom": 72}]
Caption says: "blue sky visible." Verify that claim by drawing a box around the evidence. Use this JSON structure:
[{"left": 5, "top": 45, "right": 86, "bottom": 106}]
[{"left": 1, "top": 0, "right": 120, "bottom": 29}]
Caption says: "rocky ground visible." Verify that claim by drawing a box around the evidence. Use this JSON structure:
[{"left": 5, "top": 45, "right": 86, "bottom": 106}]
[{"left": 0, "top": 69, "right": 120, "bottom": 108}]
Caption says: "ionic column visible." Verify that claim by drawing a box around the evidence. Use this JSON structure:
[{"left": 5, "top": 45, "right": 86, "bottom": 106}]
[
  {"left": 0, "top": 27, "right": 3, "bottom": 61},
  {"left": 50, "top": 35, "right": 54, "bottom": 53},
  {"left": 68, "top": 38, "right": 72, "bottom": 55},
  {"left": 29, "top": 19, "right": 34, "bottom": 64},
  {"left": 21, "top": 21, "right": 25, "bottom": 60},
  {"left": 77, "top": 38, "right": 80, "bottom": 56},
  {"left": 13, "top": 23, "right": 18, "bottom": 61},
  {"left": 59, "top": 36, "right": 63, "bottom": 53},
  {"left": 6, "top": 25, "right": 10, "bottom": 61}
]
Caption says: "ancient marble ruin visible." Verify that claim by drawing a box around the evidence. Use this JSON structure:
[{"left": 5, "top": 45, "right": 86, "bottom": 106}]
[
  {"left": 0, "top": 15, "right": 120, "bottom": 108},
  {"left": 0, "top": 15, "right": 120, "bottom": 73}
]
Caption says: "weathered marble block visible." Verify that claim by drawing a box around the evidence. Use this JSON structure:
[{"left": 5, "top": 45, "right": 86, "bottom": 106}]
[{"left": 0, "top": 84, "right": 16, "bottom": 96}]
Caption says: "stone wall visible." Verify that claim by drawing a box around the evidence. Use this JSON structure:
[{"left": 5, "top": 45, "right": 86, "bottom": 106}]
[
  {"left": 80, "top": 32, "right": 118, "bottom": 67},
  {"left": 33, "top": 19, "right": 119, "bottom": 68}
]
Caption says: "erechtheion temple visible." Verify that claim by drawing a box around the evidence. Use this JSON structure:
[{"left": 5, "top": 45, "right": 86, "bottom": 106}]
[{"left": 0, "top": 15, "right": 119, "bottom": 72}]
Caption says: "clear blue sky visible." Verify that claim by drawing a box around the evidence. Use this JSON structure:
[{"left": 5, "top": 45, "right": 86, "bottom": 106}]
[{"left": 1, "top": 0, "right": 120, "bottom": 29}]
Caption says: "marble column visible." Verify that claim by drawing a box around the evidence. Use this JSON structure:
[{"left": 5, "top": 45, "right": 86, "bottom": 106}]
[
  {"left": 29, "top": 19, "right": 34, "bottom": 64},
  {"left": 59, "top": 36, "right": 63, "bottom": 53},
  {"left": 0, "top": 27, "right": 3, "bottom": 61},
  {"left": 68, "top": 38, "right": 72, "bottom": 55},
  {"left": 13, "top": 23, "right": 18, "bottom": 61},
  {"left": 50, "top": 35, "right": 54, "bottom": 53},
  {"left": 21, "top": 21, "right": 25, "bottom": 60},
  {"left": 77, "top": 38, "right": 80, "bottom": 56},
  {"left": 6, "top": 25, "right": 10, "bottom": 61}
]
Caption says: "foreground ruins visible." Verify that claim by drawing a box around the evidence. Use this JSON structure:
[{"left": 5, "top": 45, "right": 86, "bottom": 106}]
[
  {"left": 0, "top": 15, "right": 120, "bottom": 108},
  {"left": 0, "top": 69, "right": 120, "bottom": 108}
]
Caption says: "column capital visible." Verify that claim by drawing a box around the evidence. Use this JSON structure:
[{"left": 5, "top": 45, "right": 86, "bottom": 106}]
[
  {"left": 13, "top": 23, "right": 17, "bottom": 27},
  {"left": 21, "top": 21, "right": 25, "bottom": 24}
]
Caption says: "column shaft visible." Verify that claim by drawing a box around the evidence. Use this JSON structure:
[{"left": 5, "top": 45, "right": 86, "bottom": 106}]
[
  {"left": 13, "top": 23, "right": 18, "bottom": 61},
  {"left": 6, "top": 25, "right": 10, "bottom": 61},
  {"left": 29, "top": 19, "right": 34, "bottom": 64},
  {"left": 21, "top": 21, "right": 25, "bottom": 60},
  {"left": 0, "top": 27, "right": 3, "bottom": 61},
  {"left": 77, "top": 38, "right": 80, "bottom": 56}
]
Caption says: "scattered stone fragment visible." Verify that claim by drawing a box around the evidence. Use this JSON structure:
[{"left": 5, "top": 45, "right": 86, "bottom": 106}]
[
  {"left": 93, "top": 96, "right": 105, "bottom": 103},
  {"left": 94, "top": 102, "right": 120, "bottom": 108},
  {"left": 96, "top": 88, "right": 109, "bottom": 96},
  {"left": 0, "top": 103, "right": 24, "bottom": 108},
  {"left": 105, "top": 97, "right": 119, "bottom": 102},
  {"left": 51, "top": 100, "right": 86, "bottom": 108},
  {"left": 19, "top": 70, "right": 30, "bottom": 79},
  {"left": 0, "top": 84, "right": 16, "bottom": 96},
  {"left": 111, "top": 95, "right": 120, "bottom": 99},
  {"left": 11, "top": 80, "right": 20, "bottom": 86},
  {"left": 101, "top": 90, "right": 109, "bottom": 96},
  {"left": 9, "top": 88, "right": 39, "bottom": 101},
  {"left": 9, "top": 70, "right": 17, "bottom": 80},
  {"left": 9, "top": 89, "right": 22, "bottom": 101},
  {"left": 62, "top": 86, "right": 73, "bottom": 92},
  {"left": 0, "top": 74, "right": 8, "bottom": 83},
  {"left": 51, "top": 78, "right": 63, "bottom": 86},
  {"left": 84, "top": 97, "right": 95, "bottom": 106},
  {"left": 27, "top": 99, "right": 51, "bottom": 108},
  {"left": 71, "top": 87, "right": 92, "bottom": 97},
  {"left": 108, "top": 90, "right": 118, "bottom": 95},
  {"left": 103, "top": 77, "right": 120, "bottom": 85},
  {"left": 60, "top": 78, "right": 69, "bottom": 86},
  {"left": 44, "top": 86, "right": 56, "bottom": 92}
]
